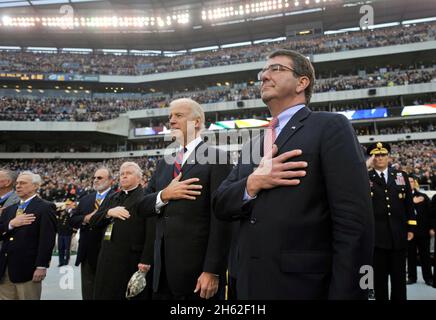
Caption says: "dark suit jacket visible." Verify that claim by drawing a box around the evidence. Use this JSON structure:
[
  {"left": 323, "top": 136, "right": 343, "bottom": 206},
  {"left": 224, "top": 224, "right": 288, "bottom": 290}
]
[
  {"left": 90, "top": 186, "right": 156, "bottom": 300},
  {"left": 0, "top": 196, "right": 57, "bottom": 283},
  {"left": 70, "top": 190, "right": 114, "bottom": 271},
  {"left": 369, "top": 168, "right": 415, "bottom": 249},
  {"left": 139, "top": 142, "right": 233, "bottom": 296},
  {"left": 213, "top": 107, "right": 374, "bottom": 300},
  {"left": 411, "top": 190, "right": 431, "bottom": 237}
]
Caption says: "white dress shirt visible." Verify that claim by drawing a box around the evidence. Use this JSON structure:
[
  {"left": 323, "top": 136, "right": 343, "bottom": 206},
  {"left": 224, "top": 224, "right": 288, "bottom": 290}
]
[{"left": 155, "top": 136, "right": 203, "bottom": 213}]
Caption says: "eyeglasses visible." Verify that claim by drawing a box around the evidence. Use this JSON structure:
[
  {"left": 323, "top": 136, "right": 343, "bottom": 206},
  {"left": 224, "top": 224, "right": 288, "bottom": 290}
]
[
  {"left": 257, "top": 63, "right": 301, "bottom": 81},
  {"left": 94, "top": 176, "right": 104, "bottom": 180}
]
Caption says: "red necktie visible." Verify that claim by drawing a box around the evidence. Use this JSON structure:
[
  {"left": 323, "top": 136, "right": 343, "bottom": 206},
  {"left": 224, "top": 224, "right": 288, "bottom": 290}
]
[
  {"left": 173, "top": 148, "right": 186, "bottom": 178},
  {"left": 263, "top": 117, "right": 279, "bottom": 156}
]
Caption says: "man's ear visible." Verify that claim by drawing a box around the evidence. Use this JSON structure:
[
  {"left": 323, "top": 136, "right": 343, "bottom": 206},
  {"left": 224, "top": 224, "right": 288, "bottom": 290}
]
[
  {"left": 296, "top": 76, "right": 310, "bottom": 95},
  {"left": 194, "top": 118, "right": 201, "bottom": 130}
]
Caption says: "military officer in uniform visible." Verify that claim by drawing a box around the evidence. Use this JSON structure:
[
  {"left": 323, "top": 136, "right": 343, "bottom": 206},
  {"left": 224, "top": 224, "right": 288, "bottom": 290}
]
[
  {"left": 406, "top": 176, "right": 433, "bottom": 286},
  {"left": 367, "top": 142, "right": 416, "bottom": 300}
]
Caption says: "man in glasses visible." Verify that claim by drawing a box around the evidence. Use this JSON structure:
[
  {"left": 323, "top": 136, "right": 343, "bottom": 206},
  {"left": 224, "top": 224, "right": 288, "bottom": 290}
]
[
  {"left": 70, "top": 167, "right": 114, "bottom": 300},
  {"left": 366, "top": 142, "right": 416, "bottom": 300},
  {"left": 213, "top": 49, "right": 374, "bottom": 299}
]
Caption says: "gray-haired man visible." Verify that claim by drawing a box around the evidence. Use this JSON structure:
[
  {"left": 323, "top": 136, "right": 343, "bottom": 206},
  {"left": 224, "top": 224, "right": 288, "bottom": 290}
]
[{"left": 0, "top": 171, "right": 57, "bottom": 300}]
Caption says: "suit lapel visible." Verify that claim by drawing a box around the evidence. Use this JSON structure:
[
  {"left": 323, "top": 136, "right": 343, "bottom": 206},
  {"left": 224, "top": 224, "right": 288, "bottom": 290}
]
[
  {"left": 180, "top": 141, "right": 206, "bottom": 177},
  {"left": 23, "top": 196, "right": 40, "bottom": 214},
  {"left": 387, "top": 168, "right": 396, "bottom": 188},
  {"left": 370, "top": 169, "right": 388, "bottom": 187},
  {"left": 274, "top": 107, "right": 311, "bottom": 153},
  {"left": 100, "top": 190, "right": 114, "bottom": 207},
  {"left": 159, "top": 157, "right": 175, "bottom": 187}
]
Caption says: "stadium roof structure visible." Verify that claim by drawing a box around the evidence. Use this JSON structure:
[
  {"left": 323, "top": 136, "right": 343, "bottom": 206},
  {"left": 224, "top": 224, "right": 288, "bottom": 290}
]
[{"left": 0, "top": 0, "right": 434, "bottom": 51}]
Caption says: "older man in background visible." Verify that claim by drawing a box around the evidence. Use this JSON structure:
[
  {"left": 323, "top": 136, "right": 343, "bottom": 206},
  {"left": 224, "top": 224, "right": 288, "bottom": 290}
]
[
  {"left": 0, "top": 171, "right": 57, "bottom": 300},
  {"left": 90, "top": 162, "right": 156, "bottom": 300}
]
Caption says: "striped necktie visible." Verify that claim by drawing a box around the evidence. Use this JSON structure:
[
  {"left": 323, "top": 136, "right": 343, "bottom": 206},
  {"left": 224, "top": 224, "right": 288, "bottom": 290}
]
[
  {"left": 173, "top": 147, "right": 187, "bottom": 178},
  {"left": 263, "top": 117, "right": 279, "bottom": 156},
  {"left": 95, "top": 193, "right": 105, "bottom": 210}
]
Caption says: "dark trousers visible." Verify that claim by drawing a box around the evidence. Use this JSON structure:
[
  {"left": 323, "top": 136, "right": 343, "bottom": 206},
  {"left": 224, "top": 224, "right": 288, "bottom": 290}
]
[
  {"left": 152, "top": 239, "right": 221, "bottom": 301},
  {"left": 374, "top": 247, "right": 407, "bottom": 300},
  {"left": 407, "top": 236, "right": 432, "bottom": 282},
  {"left": 58, "top": 235, "right": 72, "bottom": 266},
  {"left": 227, "top": 275, "right": 237, "bottom": 300},
  {"left": 152, "top": 251, "right": 202, "bottom": 300},
  {"left": 81, "top": 260, "right": 96, "bottom": 300}
]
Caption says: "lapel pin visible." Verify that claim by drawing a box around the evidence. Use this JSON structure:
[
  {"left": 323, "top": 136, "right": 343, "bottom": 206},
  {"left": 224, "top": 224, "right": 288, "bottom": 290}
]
[{"left": 291, "top": 126, "right": 296, "bottom": 130}]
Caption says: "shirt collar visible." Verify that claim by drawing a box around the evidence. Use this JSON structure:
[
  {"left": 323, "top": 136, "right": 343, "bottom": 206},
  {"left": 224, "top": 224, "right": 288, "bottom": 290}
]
[
  {"left": 0, "top": 190, "right": 13, "bottom": 201},
  {"left": 122, "top": 185, "right": 139, "bottom": 194},
  {"left": 20, "top": 194, "right": 37, "bottom": 204},
  {"left": 183, "top": 136, "right": 203, "bottom": 154},
  {"left": 276, "top": 104, "right": 306, "bottom": 134},
  {"left": 375, "top": 168, "right": 388, "bottom": 179},
  {"left": 96, "top": 188, "right": 111, "bottom": 198}
]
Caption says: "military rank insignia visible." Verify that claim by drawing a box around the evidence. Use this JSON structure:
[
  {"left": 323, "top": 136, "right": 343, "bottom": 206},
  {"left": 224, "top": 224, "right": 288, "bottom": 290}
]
[{"left": 399, "top": 193, "right": 403, "bottom": 199}]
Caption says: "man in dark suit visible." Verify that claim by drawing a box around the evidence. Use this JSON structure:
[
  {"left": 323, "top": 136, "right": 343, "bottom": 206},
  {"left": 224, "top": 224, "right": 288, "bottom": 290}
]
[
  {"left": 139, "top": 98, "right": 232, "bottom": 300},
  {"left": 406, "top": 176, "right": 432, "bottom": 286},
  {"left": 213, "top": 49, "right": 374, "bottom": 300},
  {"left": 366, "top": 142, "right": 416, "bottom": 300},
  {"left": 0, "top": 171, "right": 57, "bottom": 300},
  {"left": 90, "top": 162, "right": 156, "bottom": 300},
  {"left": 69, "top": 167, "right": 114, "bottom": 300}
]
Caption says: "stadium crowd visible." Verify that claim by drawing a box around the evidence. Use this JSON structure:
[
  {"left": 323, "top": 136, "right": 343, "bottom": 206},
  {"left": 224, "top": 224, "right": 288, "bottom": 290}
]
[
  {"left": 0, "top": 22, "right": 434, "bottom": 76},
  {"left": 0, "top": 140, "right": 434, "bottom": 203},
  {"left": 0, "top": 65, "right": 434, "bottom": 122}
]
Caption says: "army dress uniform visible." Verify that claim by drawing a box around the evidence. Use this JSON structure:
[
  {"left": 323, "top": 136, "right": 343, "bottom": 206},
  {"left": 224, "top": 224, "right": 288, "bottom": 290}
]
[{"left": 368, "top": 142, "right": 416, "bottom": 300}]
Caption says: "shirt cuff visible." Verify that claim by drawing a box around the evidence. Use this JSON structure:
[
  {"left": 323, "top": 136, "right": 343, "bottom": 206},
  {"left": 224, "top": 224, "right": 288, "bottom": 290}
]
[
  {"left": 243, "top": 188, "right": 257, "bottom": 202},
  {"left": 36, "top": 267, "right": 46, "bottom": 270},
  {"left": 155, "top": 190, "right": 169, "bottom": 214},
  {"left": 8, "top": 224, "right": 13, "bottom": 230}
]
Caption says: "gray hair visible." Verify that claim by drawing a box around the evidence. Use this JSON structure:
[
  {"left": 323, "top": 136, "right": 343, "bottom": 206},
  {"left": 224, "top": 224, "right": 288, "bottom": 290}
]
[
  {"left": 0, "top": 168, "right": 17, "bottom": 184},
  {"left": 19, "top": 171, "right": 42, "bottom": 187},
  {"left": 96, "top": 166, "right": 113, "bottom": 179},
  {"left": 169, "top": 98, "right": 205, "bottom": 130},
  {"left": 120, "top": 162, "right": 143, "bottom": 179}
]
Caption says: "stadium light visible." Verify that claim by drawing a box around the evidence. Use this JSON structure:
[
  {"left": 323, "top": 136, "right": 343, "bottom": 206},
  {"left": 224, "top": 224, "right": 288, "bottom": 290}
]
[
  {"left": 368, "top": 22, "right": 400, "bottom": 30},
  {"left": 202, "top": 0, "right": 337, "bottom": 22},
  {"left": 402, "top": 16, "right": 436, "bottom": 25},
  {"left": 0, "top": 12, "right": 190, "bottom": 30}
]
